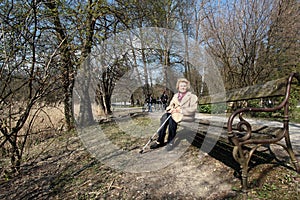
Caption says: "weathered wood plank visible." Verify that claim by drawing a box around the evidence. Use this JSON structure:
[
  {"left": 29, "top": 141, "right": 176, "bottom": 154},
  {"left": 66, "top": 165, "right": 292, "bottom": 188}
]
[{"left": 199, "top": 77, "right": 287, "bottom": 105}]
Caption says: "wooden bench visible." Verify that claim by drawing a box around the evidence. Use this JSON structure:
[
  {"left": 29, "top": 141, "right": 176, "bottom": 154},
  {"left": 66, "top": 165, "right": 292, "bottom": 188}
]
[{"left": 182, "top": 72, "right": 300, "bottom": 192}]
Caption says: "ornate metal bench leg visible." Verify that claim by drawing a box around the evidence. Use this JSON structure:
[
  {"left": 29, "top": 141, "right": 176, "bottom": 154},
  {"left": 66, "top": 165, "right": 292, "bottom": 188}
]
[
  {"left": 241, "top": 167, "right": 248, "bottom": 193},
  {"left": 233, "top": 145, "right": 249, "bottom": 194}
]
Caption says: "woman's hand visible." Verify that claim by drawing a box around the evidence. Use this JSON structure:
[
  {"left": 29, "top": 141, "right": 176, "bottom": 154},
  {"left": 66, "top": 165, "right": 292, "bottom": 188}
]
[{"left": 169, "top": 107, "right": 182, "bottom": 114}]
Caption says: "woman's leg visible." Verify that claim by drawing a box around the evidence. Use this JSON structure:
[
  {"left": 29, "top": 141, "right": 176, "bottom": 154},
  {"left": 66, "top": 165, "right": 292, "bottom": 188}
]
[
  {"left": 157, "top": 113, "right": 170, "bottom": 144},
  {"left": 167, "top": 117, "right": 178, "bottom": 144}
]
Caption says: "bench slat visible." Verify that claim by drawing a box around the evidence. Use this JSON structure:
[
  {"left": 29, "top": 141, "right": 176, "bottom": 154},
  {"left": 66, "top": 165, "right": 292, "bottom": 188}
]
[{"left": 199, "top": 77, "right": 287, "bottom": 105}]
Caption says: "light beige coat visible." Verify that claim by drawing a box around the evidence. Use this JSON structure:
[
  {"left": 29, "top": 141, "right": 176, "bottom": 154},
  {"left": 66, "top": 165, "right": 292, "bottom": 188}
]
[{"left": 166, "top": 91, "right": 198, "bottom": 122}]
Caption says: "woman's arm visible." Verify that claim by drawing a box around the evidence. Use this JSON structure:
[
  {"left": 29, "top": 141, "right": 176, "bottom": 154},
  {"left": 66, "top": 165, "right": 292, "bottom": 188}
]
[{"left": 182, "top": 95, "right": 198, "bottom": 116}]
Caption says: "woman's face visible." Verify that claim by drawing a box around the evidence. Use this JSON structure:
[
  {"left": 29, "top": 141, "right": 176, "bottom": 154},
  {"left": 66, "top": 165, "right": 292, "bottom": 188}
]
[{"left": 178, "top": 82, "right": 188, "bottom": 93}]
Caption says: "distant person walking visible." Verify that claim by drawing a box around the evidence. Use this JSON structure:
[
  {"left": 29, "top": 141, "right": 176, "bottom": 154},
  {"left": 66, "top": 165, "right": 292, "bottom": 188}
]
[
  {"left": 160, "top": 91, "right": 168, "bottom": 110},
  {"left": 146, "top": 94, "right": 153, "bottom": 112}
]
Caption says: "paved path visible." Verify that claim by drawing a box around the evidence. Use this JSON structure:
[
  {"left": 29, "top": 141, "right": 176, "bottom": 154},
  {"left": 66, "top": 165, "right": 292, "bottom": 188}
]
[{"left": 195, "top": 113, "right": 300, "bottom": 156}]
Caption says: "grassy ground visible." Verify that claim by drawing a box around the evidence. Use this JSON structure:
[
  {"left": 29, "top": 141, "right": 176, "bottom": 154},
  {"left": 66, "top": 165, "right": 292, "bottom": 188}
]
[{"left": 292, "top": 107, "right": 300, "bottom": 123}]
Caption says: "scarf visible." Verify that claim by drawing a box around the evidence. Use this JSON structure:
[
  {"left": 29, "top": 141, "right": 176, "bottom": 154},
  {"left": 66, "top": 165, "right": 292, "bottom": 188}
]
[{"left": 178, "top": 92, "right": 187, "bottom": 102}]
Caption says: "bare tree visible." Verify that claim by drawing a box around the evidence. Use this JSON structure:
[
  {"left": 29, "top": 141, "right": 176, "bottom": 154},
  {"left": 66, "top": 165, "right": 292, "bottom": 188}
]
[
  {"left": 44, "top": 0, "right": 125, "bottom": 123},
  {"left": 0, "top": 1, "right": 62, "bottom": 171},
  {"left": 259, "top": 0, "right": 300, "bottom": 79},
  {"left": 43, "top": 0, "right": 76, "bottom": 130},
  {"left": 201, "top": 0, "right": 276, "bottom": 89}
]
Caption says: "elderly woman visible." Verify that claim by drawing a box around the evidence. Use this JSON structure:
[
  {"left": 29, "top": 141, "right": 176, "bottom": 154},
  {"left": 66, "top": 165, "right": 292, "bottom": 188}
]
[{"left": 150, "top": 78, "right": 198, "bottom": 151}]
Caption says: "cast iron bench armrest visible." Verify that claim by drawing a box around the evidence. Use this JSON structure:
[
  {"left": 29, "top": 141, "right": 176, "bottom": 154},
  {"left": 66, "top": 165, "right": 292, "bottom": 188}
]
[{"left": 227, "top": 106, "right": 287, "bottom": 145}]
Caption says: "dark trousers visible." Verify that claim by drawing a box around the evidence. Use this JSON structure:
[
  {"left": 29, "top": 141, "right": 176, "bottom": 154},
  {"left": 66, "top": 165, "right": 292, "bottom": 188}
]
[
  {"left": 162, "top": 102, "right": 167, "bottom": 110},
  {"left": 157, "top": 113, "right": 178, "bottom": 144}
]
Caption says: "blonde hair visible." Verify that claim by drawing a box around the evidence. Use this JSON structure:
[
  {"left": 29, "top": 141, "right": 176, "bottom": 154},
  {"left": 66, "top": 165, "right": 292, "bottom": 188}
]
[{"left": 176, "top": 78, "right": 190, "bottom": 90}]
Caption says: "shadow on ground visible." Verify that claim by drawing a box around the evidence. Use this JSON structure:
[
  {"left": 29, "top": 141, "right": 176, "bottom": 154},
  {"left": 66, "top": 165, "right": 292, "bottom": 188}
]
[{"left": 175, "top": 120, "right": 298, "bottom": 190}]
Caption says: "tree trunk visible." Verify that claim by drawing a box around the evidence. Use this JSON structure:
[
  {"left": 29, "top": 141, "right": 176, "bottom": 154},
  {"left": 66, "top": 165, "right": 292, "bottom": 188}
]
[
  {"left": 78, "top": 78, "right": 94, "bottom": 126},
  {"left": 104, "top": 94, "right": 112, "bottom": 115}
]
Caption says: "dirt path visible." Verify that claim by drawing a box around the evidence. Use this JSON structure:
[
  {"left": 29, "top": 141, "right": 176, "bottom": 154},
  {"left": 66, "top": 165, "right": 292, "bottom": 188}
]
[
  {"left": 113, "top": 149, "right": 238, "bottom": 199},
  {"left": 114, "top": 111, "right": 299, "bottom": 199},
  {"left": 76, "top": 111, "right": 240, "bottom": 199}
]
